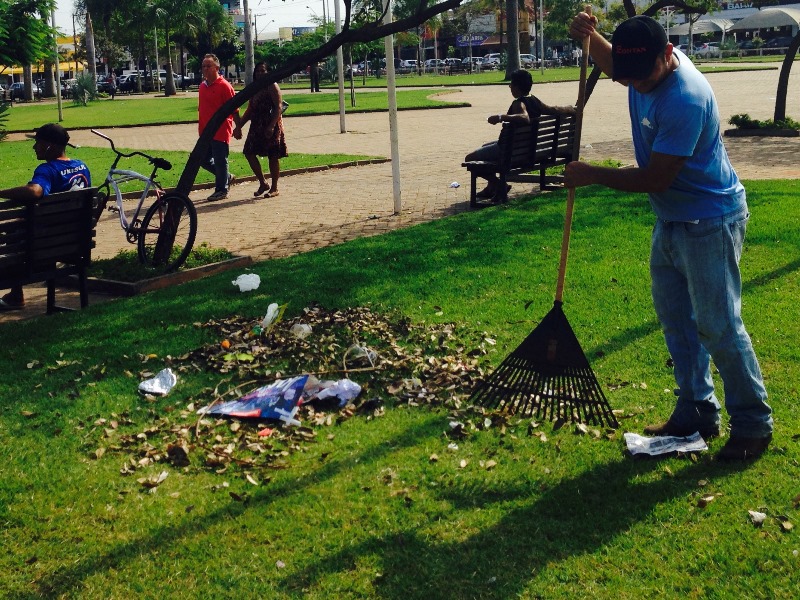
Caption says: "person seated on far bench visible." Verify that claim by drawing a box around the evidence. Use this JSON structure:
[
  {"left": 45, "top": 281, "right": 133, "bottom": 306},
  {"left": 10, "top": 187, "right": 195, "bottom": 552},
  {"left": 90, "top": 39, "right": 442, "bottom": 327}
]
[
  {"left": 0, "top": 123, "right": 91, "bottom": 311},
  {"left": 464, "top": 69, "right": 576, "bottom": 202}
]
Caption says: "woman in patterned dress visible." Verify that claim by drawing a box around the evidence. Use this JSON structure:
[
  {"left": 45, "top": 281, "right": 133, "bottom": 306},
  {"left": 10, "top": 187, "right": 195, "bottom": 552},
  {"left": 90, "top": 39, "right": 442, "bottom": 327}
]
[{"left": 234, "top": 62, "right": 288, "bottom": 197}]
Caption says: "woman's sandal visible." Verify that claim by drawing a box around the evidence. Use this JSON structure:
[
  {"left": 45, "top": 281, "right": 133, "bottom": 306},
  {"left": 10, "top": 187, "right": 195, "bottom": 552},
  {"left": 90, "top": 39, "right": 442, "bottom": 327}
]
[
  {"left": 254, "top": 183, "right": 270, "bottom": 197},
  {"left": 264, "top": 191, "right": 280, "bottom": 198}
]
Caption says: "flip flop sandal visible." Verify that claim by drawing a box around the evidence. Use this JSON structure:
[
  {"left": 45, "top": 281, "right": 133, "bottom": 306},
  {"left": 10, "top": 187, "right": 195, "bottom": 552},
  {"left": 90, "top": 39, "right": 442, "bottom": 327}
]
[{"left": 264, "top": 191, "right": 280, "bottom": 198}]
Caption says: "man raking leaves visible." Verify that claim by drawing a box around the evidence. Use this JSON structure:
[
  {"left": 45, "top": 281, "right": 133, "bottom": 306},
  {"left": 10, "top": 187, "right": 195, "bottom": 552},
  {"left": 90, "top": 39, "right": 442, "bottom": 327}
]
[{"left": 565, "top": 13, "right": 773, "bottom": 460}]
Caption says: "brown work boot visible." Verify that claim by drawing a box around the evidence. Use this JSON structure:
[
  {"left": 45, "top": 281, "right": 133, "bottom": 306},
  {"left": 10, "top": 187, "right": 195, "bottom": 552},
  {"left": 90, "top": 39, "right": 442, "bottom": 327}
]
[
  {"left": 643, "top": 419, "right": 720, "bottom": 439},
  {"left": 716, "top": 434, "right": 772, "bottom": 461}
]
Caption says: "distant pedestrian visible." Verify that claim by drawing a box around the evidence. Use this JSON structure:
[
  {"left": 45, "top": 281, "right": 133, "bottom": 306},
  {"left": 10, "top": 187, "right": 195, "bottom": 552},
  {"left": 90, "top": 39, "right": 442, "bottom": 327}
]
[
  {"left": 233, "top": 62, "right": 288, "bottom": 198},
  {"left": 198, "top": 53, "right": 242, "bottom": 201},
  {"left": 108, "top": 72, "right": 116, "bottom": 99}
]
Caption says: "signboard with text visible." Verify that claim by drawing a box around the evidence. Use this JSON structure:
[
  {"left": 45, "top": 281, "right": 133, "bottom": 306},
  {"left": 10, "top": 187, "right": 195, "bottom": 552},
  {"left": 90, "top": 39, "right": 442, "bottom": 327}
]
[{"left": 456, "top": 34, "right": 489, "bottom": 47}]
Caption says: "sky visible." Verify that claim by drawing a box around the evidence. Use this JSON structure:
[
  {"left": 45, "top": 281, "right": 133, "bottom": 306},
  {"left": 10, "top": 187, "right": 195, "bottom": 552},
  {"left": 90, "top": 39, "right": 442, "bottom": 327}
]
[{"left": 52, "top": 0, "right": 330, "bottom": 39}]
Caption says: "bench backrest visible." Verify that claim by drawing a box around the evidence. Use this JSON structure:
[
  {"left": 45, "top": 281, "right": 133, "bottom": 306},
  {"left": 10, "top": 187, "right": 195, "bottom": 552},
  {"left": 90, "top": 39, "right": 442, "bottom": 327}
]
[
  {"left": 0, "top": 187, "right": 97, "bottom": 279},
  {"left": 497, "top": 113, "right": 577, "bottom": 172}
]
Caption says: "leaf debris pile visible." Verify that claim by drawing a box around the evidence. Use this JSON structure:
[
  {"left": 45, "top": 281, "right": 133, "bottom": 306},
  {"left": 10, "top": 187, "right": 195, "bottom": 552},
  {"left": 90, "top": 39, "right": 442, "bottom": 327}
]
[{"left": 84, "top": 305, "right": 499, "bottom": 485}]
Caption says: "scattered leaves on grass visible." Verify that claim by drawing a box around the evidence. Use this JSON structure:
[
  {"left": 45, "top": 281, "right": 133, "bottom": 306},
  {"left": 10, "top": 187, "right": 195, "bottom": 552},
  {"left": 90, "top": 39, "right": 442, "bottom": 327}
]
[{"left": 697, "top": 495, "right": 717, "bottom": 508}]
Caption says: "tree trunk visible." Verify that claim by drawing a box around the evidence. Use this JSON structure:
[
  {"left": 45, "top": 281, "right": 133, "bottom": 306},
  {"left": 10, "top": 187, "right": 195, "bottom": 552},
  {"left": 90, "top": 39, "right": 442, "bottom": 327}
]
[
  {"left": 86, "top": 12, "right": 97, "bottom": 90},
  {"left": 165, "top": 26, "right": 177, "bottom": 96},
  {"left": 505, "top": 0, "right": 521, "bottom": 78},
  {"left": 773, "top": 33, "right": 800, "bottom": 122},
  {"left": 23, "top": 65, "right": 34, "bottom": 101}
]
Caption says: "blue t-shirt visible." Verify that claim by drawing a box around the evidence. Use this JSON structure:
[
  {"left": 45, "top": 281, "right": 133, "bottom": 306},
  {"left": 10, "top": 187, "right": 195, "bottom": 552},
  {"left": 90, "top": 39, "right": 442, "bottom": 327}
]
[
  {"left": 628, "top": 49, "right": 745, "bottom": 221},
  {"left": 30, "top": 159, "right": 91, "bottom": 196}
]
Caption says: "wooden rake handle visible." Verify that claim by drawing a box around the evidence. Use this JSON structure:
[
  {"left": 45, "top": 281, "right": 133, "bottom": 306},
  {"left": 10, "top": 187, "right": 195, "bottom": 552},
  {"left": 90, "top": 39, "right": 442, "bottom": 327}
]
[{"left": 555, "top": 6, "right": 591, "bottom": 304}]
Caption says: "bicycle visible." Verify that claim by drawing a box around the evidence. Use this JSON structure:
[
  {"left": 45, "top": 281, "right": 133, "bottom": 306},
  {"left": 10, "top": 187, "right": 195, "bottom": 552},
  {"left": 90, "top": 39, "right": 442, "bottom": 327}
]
[{"left": 91, "top": 129, "right": 197, "bottom": 272}]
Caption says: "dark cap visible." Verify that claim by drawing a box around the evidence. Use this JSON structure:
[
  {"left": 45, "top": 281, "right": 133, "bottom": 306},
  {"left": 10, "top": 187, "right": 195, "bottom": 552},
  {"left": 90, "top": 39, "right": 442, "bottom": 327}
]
[
  {"left": 26, "top": 123, "right": 76, "bottom": 148},
  {"left": 611, "top": 15, "right": 668, "bottom": 81}
]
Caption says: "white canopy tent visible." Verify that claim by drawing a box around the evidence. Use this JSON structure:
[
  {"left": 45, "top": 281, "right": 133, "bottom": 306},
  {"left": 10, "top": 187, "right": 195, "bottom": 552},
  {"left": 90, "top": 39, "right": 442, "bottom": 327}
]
[
  {"left": 669, "top": 18, "right": 734, "bottom": 45},
  {"left": 730, "top": 7, "right": 800, "bottom": 31}
]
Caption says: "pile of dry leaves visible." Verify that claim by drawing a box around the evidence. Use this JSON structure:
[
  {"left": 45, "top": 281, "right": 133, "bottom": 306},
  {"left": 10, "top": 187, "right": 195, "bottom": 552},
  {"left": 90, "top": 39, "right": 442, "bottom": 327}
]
[{"left": 86, "top": 305, "right": 500, "bottom": 488}]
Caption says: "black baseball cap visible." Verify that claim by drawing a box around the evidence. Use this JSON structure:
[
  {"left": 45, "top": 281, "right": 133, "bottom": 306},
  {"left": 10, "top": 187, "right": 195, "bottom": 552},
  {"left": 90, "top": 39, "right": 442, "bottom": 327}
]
[
  {"left": 26, "top": 123, "right": 77, "bottom": 148},
  {"left": 611, "top": 15, "right": 668, "bottom": 81}
]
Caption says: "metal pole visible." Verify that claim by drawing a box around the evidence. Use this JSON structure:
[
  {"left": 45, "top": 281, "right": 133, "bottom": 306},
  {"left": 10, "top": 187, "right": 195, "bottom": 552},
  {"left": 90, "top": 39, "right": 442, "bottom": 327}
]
[
  {"left": 335, "top": 0, "right": 346, "bottom": 132},
  {"left": 383, "top": 0, "right": 401, "bottom": 214},
  {"left": 52, "top": 9, "right": 63, "bottom": 121},
  {"left": 539, "top": 0, "right": 545, "bottom": 75},
  {"left": 154, "top": 27, "right": 160, "bottom": 92},
  {"left": 243, "top": 0, "right": 254, "bottom": 85}
]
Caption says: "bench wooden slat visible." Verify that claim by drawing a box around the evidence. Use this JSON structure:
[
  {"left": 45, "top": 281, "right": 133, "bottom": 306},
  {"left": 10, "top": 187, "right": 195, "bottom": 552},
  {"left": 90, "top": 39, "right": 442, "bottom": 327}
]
[{"left": 0, "top": 187, "right": 97, "bottom": 314}]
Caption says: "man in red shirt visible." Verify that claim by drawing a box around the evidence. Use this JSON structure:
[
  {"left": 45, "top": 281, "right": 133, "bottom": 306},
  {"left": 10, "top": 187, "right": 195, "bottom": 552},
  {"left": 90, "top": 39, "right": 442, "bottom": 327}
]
[{"left": 199, "top": 53, "right": 242, "bottom": 201}]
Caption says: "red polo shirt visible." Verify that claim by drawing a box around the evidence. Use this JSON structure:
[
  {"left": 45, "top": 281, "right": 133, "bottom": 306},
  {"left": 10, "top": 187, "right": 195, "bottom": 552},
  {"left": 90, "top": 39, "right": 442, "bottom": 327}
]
[{"left": 198, "top": 75, "right": 236, "bottom": 143}]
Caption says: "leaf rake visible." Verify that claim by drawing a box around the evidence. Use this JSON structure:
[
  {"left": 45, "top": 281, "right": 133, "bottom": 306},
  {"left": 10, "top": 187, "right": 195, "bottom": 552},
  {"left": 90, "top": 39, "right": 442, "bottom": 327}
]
[{"left": 470, "top": 10, "right": 619, "bottom": 429}]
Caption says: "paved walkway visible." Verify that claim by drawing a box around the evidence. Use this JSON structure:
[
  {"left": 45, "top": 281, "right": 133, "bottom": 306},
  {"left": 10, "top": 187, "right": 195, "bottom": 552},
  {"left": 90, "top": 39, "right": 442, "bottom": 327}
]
[{"left": 4, "top": 68, "right": 800, "bottom": 322}]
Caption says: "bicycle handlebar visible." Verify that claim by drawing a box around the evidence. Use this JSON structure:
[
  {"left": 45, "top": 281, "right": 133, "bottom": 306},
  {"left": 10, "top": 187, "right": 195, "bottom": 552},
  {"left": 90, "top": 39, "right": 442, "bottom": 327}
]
[{"left": 91, "top": 128, "right": 171, "bottom": 171}]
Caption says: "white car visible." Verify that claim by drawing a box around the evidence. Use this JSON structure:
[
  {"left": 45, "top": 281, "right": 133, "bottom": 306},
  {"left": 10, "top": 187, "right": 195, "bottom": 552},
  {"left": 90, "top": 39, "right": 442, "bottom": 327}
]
[
  {"left": 481, "top": 53, "right": 501, "bottom": 66},
  {"left": 695, "top": 42, "right": 721, "bottom": 58},
  {"left": 424, "top": 58, "right": 446, "bottom": 69},
  {"left": 519, "top": 53, "right": 537, "bottom": 68},
  {"left": 399, "top": 59, "right": 418, "bottom": 69}
]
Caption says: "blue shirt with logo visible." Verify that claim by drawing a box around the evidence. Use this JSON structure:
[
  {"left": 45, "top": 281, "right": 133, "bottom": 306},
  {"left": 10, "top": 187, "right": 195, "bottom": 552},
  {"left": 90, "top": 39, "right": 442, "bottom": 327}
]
[
  {"left": 30, "top": 159, "right": 91, "bottom": 196},
  {"left": 628, "top": 49, "right": 744, "bottom": 221}
]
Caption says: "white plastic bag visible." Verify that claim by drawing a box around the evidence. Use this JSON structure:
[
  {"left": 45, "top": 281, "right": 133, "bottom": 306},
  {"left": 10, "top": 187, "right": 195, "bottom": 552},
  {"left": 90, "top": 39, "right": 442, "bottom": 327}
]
[
  {"left": 138, "top": 368, "right": 177, "bottom": 396},
  {"left": 232, "top": 273, "right": 260, "bottom": 292}
]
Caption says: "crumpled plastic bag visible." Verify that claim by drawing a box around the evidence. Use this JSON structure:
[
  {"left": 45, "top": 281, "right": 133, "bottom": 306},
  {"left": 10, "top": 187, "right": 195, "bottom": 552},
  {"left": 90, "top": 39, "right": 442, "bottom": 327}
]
[
  {"left": 316, "top": 379, "right": 362, "bottom": 407},
  {"left": 289, "top": 323, "right": 312, "bottom": 339},
  {"left": 138, "top": 368, "right": 177, "bottom": 396},
  {"left": 449, "top": 181, "right": 460, "bottom": 188},
  {"left": 232, "top": 273, "right": 260, "bottom": 292}
]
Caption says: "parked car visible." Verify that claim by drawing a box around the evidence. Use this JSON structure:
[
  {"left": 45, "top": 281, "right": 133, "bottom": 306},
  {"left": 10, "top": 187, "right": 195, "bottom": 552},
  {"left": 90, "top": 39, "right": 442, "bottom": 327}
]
[
  {"left": 443, "top": 57, "right": 461, "bottom": 66},
  {"left": 693, "top": 42, "right": 721, "bottom": 58},
  {"left": 9, "top": 82, "right": 40, "bottom": 100},
  {"left": 481, "top": 53, "right": 501, "bottom": 67},
  {"left": 763, "top": 36, "right": 794, "bottom": 54},
  {"left": 461, "top": 56, "right": 483, "bottom": 68},
  {"left": 737, "top": 39, "right": 757, "bottom": 50},
  {"left": 519, "top": 53, "right": 538, "bottom": 68},
  {"left": 424, "top": 58, "right": 446, "bottom": 69},
  {"left": 399, "top": 59, "right": 418, "bottom": 69}
]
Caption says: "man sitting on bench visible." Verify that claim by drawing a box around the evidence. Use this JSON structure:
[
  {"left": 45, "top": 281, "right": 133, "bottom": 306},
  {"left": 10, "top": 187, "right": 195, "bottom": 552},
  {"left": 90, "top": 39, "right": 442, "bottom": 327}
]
[
  {"left": 0, "top": 123, "right": 91, "bottom": 311},
  {"left": 464, "top": 69, "right": 575, "bottom": 202}
]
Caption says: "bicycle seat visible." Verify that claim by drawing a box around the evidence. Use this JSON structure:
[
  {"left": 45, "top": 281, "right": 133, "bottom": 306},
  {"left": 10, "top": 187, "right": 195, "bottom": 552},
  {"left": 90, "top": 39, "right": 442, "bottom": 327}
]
[{"left": 151, "top": 157, "right": 172, "bottom": 171}]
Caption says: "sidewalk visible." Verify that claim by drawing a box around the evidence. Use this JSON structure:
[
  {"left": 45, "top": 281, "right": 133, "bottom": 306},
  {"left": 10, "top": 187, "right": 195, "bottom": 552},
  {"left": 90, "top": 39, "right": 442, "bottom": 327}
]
[{"left": 4, "top": 70, "right": 800, "bottom": 322}]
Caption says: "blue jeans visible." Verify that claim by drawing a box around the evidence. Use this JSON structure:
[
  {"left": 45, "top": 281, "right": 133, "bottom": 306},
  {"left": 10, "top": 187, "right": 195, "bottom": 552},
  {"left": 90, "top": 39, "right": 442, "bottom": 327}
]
[
  {"left": 650, "top": 206, "right": 773, "bottom": 438},
  {"left": 200, "top": 140, "right": 230, "bottom": 193}
]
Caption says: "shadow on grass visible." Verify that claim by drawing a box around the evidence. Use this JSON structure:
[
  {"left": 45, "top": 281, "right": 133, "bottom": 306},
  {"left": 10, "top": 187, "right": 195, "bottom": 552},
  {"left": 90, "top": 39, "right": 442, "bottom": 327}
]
[
  {"left": 278, "top": 455, "right": 752, "bottom": 598},
  {"left": 21, "top": 407, "right": 754, "bottom": 599}
]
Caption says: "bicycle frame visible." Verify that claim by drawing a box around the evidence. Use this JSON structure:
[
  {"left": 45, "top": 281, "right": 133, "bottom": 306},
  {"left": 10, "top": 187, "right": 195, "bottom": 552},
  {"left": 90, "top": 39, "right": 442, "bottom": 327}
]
[
  {"left": 92, "top": 128, "right": 169, "bottom": 236},
  {"left": 104, "top": 167, "right": 163, "bottom": 232}
]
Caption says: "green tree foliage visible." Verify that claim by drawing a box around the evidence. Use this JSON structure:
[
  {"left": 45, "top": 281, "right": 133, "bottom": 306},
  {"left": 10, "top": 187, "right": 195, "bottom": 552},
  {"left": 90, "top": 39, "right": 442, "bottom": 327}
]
[{"left": 0, "top": 0, "right": 55, "bottom": 67}]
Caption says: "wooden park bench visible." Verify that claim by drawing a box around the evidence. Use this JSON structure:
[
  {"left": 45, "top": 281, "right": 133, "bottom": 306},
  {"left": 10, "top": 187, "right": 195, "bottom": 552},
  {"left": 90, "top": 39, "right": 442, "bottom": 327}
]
[
  {"left": 0, "top": 187, "right": 98, "bottom": 314},
  {"left": 461, "top": 113, "right": 577, "bottom": 207}
]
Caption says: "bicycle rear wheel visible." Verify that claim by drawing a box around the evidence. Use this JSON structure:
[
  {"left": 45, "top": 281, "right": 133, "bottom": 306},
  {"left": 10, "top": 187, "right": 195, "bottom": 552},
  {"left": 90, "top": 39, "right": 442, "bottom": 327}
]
[{"left": 137, "top": 192, "right": 198, "bottom": 271}]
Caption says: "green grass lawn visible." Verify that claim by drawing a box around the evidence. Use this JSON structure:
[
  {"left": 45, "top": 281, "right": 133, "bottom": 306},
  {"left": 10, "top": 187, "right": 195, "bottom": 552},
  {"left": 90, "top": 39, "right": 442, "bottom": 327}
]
[
  {"left": 0, "top": 139, "right": 379, "bottom": 193},
  {"left": 3, "top": 89, "right": 467, "bottom": 133},
  {"left": 1, "top": 179, "right": 798, "bottom": 598}
]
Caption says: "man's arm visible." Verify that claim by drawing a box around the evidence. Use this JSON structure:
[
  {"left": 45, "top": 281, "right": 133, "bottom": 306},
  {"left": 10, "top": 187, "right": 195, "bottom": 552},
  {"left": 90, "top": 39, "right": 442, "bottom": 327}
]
[
  {"left": 569, "top": 11, "right": 613, "bottom": 79},
  {"left": 564, "top": 152, "right": 687, "bottom": 193},
  {"left": 488, "top": 98, "right": 529, "bottom": 125},
  {"left": 0, "top": 183, "right": 44, "bottom": 202}
]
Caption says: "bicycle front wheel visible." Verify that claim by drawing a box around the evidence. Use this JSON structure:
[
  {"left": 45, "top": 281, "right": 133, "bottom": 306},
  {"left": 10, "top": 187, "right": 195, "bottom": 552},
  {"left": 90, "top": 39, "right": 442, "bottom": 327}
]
[{"left": 137, "top": 192, "right": 198, "bottom": 271}]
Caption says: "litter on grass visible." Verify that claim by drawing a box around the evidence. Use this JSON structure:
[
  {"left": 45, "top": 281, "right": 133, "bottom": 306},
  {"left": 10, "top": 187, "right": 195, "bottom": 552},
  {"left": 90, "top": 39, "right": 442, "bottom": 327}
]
[
  {"left": 138, "top": 368, "right": 177, "bottom": 396},
  {"left": 624, "top": 431, "right": 708, "bottom": 457},
  {"left": 199, "top": 375, "right": 307, "bottom": 426},
  {"left": 309, "top": 378, "right": 362, "bottom": 408},
  {"left": 232, "top": 273, "right": 260, "bottom": 292}
]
